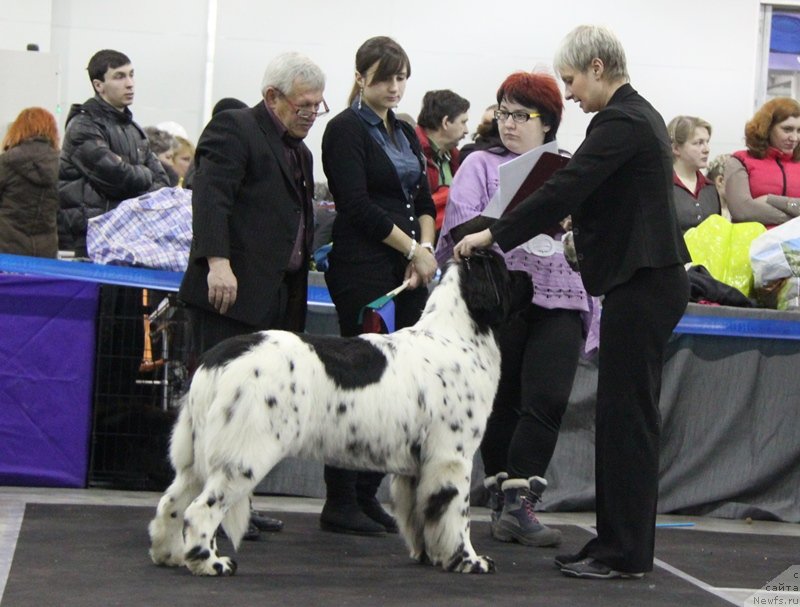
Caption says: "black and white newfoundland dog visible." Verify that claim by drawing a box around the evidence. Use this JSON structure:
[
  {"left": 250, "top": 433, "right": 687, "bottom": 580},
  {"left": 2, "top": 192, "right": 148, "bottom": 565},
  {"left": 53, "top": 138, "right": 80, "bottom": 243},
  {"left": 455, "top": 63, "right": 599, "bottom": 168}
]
[{"left": 149, "top": 250, "right": 532, "bottom": 576}]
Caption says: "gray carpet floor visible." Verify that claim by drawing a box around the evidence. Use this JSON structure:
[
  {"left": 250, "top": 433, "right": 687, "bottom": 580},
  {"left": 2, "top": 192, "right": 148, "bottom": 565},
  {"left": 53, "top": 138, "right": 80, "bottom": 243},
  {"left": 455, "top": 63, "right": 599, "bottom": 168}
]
[{"left": 4, "top": 503, "right": 786, "bottom": 607}]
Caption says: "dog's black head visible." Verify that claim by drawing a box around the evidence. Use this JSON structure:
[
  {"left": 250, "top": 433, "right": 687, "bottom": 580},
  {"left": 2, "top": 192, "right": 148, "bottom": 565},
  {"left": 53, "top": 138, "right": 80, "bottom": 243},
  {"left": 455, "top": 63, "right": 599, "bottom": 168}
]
[{"left": 459, "top": 249, "right": 533, "bottom": 333}]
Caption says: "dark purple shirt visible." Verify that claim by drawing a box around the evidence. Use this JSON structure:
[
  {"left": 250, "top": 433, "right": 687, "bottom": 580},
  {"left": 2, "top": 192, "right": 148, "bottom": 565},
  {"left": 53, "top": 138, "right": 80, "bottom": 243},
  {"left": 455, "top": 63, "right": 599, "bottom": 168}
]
[{"left": 264, "top": 101, "right": 308, "bottom": 273}]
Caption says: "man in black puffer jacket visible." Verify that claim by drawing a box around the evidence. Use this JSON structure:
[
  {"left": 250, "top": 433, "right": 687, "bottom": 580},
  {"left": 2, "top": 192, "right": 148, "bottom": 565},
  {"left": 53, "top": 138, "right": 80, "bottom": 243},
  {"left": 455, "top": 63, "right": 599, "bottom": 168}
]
[
  {"left": 58, "top": 51, "right": 171, "bottom": 483},
  {"left": 58, "top": 49, "right": 169, "bottom": 257}
]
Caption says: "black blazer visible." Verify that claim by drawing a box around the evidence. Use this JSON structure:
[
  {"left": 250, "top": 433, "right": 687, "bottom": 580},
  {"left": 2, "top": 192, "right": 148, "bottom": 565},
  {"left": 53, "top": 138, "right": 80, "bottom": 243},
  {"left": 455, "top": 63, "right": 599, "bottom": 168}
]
[
  {"left": 321, "top": 108, "right": 435, "bottom": 269},
  {"left": 179, "top": 102, "right": 314, "bottom": 328},
  {"left": 491, "top": 84, "right": 689, "bottom": 296}
]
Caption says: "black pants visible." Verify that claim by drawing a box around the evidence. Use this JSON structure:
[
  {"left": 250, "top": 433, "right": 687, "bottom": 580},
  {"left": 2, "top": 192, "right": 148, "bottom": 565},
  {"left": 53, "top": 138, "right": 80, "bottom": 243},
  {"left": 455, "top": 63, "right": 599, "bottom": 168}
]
[
  {"left": 184, "top": 307, "right": 262, "bottom": 374},
  {"left": 324, "top": 275, "right": 428, "bottom": 337},
  {"left": 582, "top": 264, "right": 689, "bottom": 573},
  {"left": 480, "top": 304, "right": 583, "bottom": 480},
  {"left": 323, "top": 260, "right": 428, "bottom": 503},
  {"left": 183, "top": 273, "right": 302, "bottom": 373}
]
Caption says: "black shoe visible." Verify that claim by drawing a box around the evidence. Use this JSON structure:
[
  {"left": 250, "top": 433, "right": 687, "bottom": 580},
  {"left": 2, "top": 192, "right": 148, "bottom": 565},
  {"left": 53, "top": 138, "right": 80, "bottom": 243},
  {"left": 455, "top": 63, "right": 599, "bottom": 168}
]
[
  {"left": 560, "top": 557, "right": 644, "bottom": 580},
  {"left": 320, "top": 501, "right": 386, "bottom": 536},
  {"left": 218, "top": 521, "right": 261, "bottom": 542},
  {"left": 554, "top": 552, "right": 584, "bottom": 568},
  {"left": 358, "top": 498, "right": 399, "bottom": 534},
  {"left": 242, "top": 521, "right": 262, "bottom": 541},
  {"left": 250, "top": 510, "right": 284, "bottom": 532}
]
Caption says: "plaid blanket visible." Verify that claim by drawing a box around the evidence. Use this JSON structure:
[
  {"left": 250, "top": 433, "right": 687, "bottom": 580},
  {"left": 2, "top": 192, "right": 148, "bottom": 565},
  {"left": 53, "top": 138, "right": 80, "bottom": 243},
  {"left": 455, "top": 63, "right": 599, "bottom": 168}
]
[{"left": 87, "top": 187, "right": 192, "bottom": 272}]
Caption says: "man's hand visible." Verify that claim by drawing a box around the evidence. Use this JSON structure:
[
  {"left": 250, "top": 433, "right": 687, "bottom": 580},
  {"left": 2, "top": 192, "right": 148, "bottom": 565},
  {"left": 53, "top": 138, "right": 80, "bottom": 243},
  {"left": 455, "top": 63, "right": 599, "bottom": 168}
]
[{"left": 207, "top": 257, "right": 237, "bottom": 314}]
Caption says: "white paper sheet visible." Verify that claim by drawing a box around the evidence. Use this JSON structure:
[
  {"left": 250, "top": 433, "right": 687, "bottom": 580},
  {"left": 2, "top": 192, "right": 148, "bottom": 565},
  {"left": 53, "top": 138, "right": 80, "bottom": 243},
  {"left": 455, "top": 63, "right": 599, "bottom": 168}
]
[{"left": 482, "top": 140, "right": 560, "bottom": 218}]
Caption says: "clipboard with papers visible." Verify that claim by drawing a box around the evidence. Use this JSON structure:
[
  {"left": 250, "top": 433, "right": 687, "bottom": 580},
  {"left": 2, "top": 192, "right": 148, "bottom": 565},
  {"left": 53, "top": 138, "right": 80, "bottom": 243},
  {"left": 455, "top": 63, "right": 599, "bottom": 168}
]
[{"left": 482, "top": 141, "right": 570, "bottom": 219}]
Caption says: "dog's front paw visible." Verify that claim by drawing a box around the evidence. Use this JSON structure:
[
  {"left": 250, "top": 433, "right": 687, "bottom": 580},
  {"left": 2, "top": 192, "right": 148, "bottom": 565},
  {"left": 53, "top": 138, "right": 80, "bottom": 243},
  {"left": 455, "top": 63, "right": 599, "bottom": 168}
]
[
  {"left": 452, "top": 554, "right": 495, "bottom": 574},
  {"left": 187, "top": 555, "right": 238, "bottom": 576},
  {"left": 210, "top": 556, "right": 238, "bottom": 576},
  {"left": 185, "top": 546, "right": 238, "bottom": 576}
]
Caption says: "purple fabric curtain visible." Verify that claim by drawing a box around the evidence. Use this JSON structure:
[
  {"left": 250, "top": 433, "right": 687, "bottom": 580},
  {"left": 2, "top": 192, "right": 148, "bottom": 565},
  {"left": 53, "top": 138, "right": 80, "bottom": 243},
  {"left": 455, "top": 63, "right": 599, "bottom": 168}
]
[{"left": 0, "top": 275, "right": 99, "bottom": 487}]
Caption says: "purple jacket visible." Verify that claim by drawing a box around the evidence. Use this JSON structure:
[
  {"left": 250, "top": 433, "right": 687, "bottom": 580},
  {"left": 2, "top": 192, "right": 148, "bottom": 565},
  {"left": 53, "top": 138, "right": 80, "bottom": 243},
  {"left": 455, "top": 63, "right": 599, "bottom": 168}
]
[{"left": 436, "top": 148, "right": 599, "bottom": 351}]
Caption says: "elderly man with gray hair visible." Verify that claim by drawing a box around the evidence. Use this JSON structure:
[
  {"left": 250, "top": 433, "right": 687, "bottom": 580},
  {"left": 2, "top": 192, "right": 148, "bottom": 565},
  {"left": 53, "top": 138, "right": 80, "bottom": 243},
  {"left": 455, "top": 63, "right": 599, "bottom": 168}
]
[{"left": 178, "top": 52, "right": 327, "bottom": 540}]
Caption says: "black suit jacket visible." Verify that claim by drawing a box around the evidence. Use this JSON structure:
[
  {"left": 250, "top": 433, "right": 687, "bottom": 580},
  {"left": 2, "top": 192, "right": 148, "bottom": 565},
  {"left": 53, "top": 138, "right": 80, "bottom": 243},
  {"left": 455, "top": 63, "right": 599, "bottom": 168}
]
[
  {"left": 491, "top": 84, "right": 689, "bottom": 296},
  {"left": 179, "top": 101, "right": 313, "bottom": 328}
]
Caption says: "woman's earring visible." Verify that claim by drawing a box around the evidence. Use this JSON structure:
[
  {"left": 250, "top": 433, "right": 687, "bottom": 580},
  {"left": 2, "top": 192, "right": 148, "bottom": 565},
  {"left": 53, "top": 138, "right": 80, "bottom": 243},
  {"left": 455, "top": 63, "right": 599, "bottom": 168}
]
[{"left": 358, "top": 88, "right": 363, "bottom": 110}]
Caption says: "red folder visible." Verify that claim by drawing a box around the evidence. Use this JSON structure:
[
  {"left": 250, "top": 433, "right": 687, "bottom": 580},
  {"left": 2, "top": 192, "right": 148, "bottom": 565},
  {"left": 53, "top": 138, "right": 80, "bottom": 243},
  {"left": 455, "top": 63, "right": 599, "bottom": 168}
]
[{"left": 502, "top": 152, "right": 570, "bottom": 216}]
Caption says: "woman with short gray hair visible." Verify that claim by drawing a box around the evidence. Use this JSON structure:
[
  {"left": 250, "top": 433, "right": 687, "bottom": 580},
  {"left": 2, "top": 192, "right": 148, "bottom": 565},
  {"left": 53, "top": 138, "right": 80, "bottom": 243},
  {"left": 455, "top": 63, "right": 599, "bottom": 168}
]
[
  {"left": 554, "top": 24, "right": 630, "bottom": 84},
  {"left": 454, "top": 24, "right": 690, "bottom": 580}
]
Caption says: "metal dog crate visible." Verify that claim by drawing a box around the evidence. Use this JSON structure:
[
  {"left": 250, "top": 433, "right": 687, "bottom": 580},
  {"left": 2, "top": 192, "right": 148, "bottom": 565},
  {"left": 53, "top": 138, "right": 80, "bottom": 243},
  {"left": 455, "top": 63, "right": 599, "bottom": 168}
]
[
  {"left": 87, "top": 274, "right": 340, "bottom": 492},
  {"left": 88, "top": 286, "right": 188, "bottom": 490}
]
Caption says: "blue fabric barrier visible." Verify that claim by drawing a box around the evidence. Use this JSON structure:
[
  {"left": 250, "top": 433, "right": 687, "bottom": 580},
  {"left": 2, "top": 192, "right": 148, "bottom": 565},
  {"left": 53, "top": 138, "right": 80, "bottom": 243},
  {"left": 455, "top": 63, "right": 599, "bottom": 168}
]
[
  {"left": 3, "top": 254, "right": 800, "bottom": 339},
  {"left": 0, "top": 254, "right": 183, "bottom": 291},
  {"left": 0, "top": 275, "right": 99, "bottom": 487},
  {"left": 307, "top": 285, "right": 334, "bottom": 306},
  {"left": 0, "top": 254, "right": 337, "bottom": 307},
  {"left": 676, "top": 313, "right": 800, "bottom": 340}
]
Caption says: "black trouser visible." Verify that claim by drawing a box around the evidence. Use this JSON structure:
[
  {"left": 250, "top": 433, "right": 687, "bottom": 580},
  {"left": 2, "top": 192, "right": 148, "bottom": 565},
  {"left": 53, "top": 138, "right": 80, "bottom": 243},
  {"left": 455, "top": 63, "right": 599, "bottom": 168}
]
[
  {"left": 183, "top": 272, "right": 304, "bottom": 522},
  {"left": 480, "top": 304, "right": 583, "bottom": 480},
  {"left": 323, "top": 260, "right": 428, "bottom": 505},
  {"left": 183, "top": 274, "right": 302, "bottom": 374},
  {"left": 582, "top": 264, "right": 689, "bottom": 573},
  {"left": 324, "top": 276, "right": 428, "bottom": 338},
  {"left": 184, "top": 307, "right": 262, "bottom": 375}
]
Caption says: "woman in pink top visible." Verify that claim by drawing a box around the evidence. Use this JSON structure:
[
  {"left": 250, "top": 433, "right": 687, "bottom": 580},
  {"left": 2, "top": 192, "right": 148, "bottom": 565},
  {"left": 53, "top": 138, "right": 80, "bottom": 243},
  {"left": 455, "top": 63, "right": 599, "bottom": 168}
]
[
  {"left": 437, "top": 71, "right": 598, "bottom": 550},
  {"left": 725, "top": 97, "right": 800, "bottom": 227}
]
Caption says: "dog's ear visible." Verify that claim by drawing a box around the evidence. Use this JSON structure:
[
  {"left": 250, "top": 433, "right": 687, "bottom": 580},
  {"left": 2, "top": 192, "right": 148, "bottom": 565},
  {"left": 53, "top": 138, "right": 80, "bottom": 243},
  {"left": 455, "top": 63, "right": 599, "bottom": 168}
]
[
  {"left": 508, "top": 271, "right": 534, "bottom": 318},
  {"left": 460, "top": 250, "right": 513, "bottom": 330}
]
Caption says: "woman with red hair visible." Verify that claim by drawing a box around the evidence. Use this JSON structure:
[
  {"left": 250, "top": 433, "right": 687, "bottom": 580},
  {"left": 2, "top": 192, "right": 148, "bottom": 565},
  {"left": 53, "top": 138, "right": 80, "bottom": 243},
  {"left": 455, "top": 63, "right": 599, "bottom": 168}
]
[
  {"left": 0, "top": 106, "right": 60, "bottom": 257},
  {"left": 437, "top": 71, "right": 598, "bottom": 549},
  {"left": 725, "top": 97, "right": 800, "bottom": 227}
]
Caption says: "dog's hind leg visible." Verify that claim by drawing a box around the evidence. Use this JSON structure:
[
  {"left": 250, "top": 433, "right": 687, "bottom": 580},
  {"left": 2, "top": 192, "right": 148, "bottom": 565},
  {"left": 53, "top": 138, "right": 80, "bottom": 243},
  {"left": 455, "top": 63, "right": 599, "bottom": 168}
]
[
  {"left": 418, "top": 458, "right": 495, "bottom": 574},
  {"left": 149, "top": 468, "right": 203, "bottom": 567},
  {"left": 149, "top": 405, "right": 202, "bottom": 567},
  {"left": 391, "top": 474, "right": 426, "bottom": 563},
  {"left": 182, "top": 469, "right": 248, "bottom": 576},
  {"left": 182, "top": 445, "right": 283, "bottom": 576}
]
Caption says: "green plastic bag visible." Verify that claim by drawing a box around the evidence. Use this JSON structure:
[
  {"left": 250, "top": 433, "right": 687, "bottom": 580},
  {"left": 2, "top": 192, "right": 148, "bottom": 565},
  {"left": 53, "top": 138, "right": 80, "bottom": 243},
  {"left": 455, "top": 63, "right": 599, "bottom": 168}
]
[{"left": 683, "top": 214, "right": 766, "bottom": 296}]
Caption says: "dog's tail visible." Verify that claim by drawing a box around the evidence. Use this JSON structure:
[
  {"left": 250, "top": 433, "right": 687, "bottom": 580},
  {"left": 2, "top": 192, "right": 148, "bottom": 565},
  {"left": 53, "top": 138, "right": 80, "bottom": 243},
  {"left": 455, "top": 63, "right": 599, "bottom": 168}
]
[
  {"left": 220, "top": 498, "right": 250, "bottom": 551},
  {"left": 168, "top": 396, "right": 194, "bottom": 473},
  {"left": 170, "top": 367, "right": 215, "bottom": 476}
]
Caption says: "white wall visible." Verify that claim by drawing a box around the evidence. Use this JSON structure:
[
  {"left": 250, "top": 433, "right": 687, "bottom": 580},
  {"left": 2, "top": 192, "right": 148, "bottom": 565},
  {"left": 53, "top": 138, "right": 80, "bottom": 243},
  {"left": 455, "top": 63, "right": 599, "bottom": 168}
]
[
  {"left": 0, "top": 50, "right": 59, "bottom": 141},
  {"left": 0, "top": 0, "right": 765, "bottom": 178},
  {"left": 0, "top": 1, "right": 52, "bottom": 52},
  {"left": 48, "top": 0, "right": 210, "bottom": 142}
]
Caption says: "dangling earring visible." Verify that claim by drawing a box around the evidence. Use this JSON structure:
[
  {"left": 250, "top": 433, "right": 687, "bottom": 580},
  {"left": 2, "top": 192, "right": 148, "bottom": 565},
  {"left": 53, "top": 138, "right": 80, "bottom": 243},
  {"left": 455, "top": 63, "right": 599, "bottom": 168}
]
[{"left": 357, "top": 88, "right": 363, "bottom": 111}]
